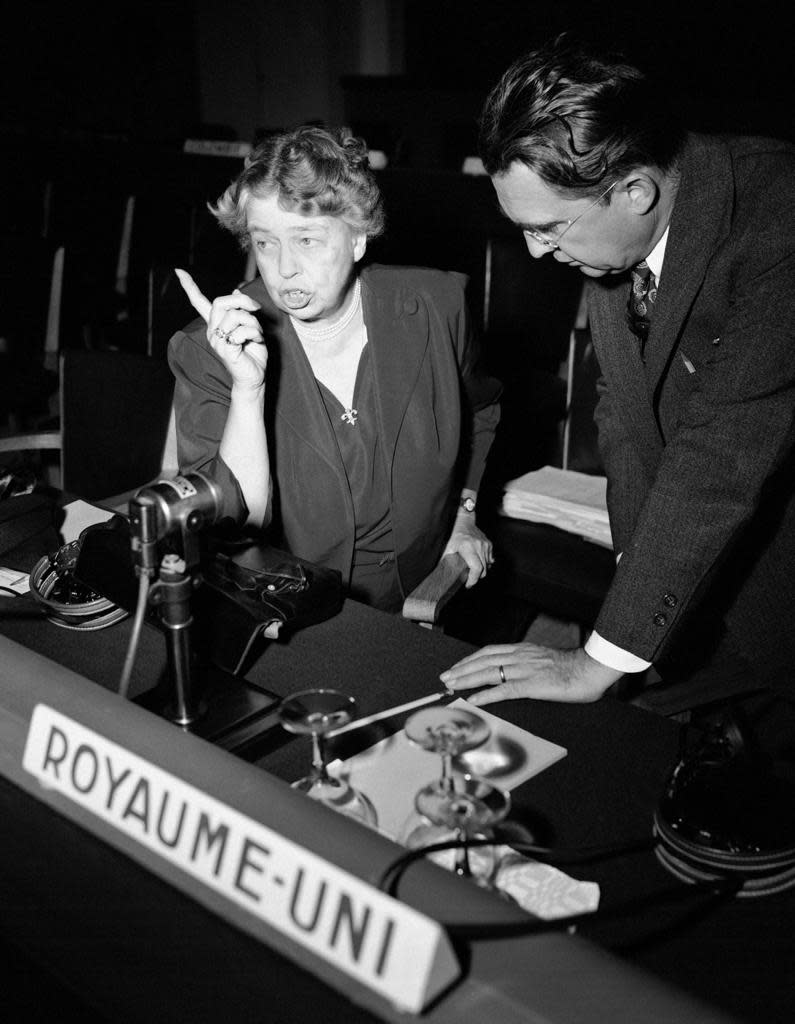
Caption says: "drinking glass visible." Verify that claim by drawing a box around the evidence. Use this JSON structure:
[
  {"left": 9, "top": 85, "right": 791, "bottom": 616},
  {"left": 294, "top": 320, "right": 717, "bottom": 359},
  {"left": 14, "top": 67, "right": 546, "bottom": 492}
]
[
  {"left": 404, "top": 705, "right": 491, "bottom": 794},
  {"left": 403, "top": 774, "right": 511, "bottom": 885},
  {"left": 279, "top": 688, "right": 378, "bottom": 827},
  {"left": 402, "top": 705, "right": 508, "bottom": 883}
]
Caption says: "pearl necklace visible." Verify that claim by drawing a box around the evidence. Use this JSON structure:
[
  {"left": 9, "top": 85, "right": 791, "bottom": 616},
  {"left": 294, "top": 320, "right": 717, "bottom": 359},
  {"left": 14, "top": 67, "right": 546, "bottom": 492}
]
[
  {"left": 289, "top": 278, "right": 362, "bottom": 343},
  {"left": 290, "top": 280, "right": 365, "bottom": 425}
]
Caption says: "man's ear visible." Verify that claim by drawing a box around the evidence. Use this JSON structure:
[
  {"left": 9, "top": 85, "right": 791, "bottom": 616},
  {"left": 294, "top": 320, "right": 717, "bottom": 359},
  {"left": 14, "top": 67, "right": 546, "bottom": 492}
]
[
  {"left": 353, "top": 232, "right": 367, "bottom": 262},
  {"left": 621, "top": 171, "right": 660, "bottom": 216}
]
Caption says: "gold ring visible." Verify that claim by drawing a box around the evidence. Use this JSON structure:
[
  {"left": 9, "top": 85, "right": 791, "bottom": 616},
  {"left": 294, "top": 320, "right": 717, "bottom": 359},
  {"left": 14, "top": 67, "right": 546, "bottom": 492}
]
[
  {"left": 498, "top": 664, "right": 506, "bottom": 684},
  {"left": 213, "top": 326, "right": 229, "bottom": 341}
]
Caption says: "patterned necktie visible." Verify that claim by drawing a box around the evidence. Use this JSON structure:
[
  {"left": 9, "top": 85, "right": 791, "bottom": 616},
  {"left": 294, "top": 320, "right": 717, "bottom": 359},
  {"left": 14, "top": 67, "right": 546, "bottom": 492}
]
[{"left": 627, "top": 260, "right": 657, "bottom": 352}]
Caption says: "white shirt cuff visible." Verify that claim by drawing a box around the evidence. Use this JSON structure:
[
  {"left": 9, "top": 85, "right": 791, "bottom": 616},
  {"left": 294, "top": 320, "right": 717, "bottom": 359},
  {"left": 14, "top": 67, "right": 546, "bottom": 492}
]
[{"left": 585, "top": 631, "right": 652, "bottom": 673}]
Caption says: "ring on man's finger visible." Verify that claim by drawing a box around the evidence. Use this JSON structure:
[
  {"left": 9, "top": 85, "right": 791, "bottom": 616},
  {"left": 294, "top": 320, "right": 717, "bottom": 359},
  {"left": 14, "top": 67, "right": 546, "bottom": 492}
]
[
  {"left": 213, "top": 326, "right": 229, "bottom": 341},
  {"left": 498, "top": 664, "right": 506, "bottom": 684}
]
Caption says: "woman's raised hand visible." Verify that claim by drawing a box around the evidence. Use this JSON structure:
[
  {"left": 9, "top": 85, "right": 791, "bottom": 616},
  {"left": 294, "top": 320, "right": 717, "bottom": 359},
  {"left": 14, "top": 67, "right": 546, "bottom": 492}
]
[{"left": 175, "top": 269, "right": 268, "bottom": 391}]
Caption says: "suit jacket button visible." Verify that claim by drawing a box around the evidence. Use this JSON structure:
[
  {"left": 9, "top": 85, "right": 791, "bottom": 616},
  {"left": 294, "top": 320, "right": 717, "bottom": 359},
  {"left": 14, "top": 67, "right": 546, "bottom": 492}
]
[
  {"left": 653, "top": 612, "right": 667, "bottom": 627},
  {"left": 663, "top": 593, "right": 678, "bottom": 607}
]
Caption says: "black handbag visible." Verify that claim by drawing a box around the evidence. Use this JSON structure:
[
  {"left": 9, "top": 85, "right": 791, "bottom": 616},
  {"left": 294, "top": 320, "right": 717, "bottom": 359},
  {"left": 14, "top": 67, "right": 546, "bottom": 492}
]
[
  {"left": 196, "top": 541, "right": 344, "bottom": 674},
  {"left": 73, "top": 516, "right": 343, "bottom": 675},
  {"left": 0, "top": 492, "right": 61, "bottom": 569}
]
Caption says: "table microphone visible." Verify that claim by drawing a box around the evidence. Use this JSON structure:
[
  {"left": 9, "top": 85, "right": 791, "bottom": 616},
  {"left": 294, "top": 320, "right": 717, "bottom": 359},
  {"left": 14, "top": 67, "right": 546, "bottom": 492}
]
[{"left": 129, "top": 472, "right": 224, "bottom": 574}]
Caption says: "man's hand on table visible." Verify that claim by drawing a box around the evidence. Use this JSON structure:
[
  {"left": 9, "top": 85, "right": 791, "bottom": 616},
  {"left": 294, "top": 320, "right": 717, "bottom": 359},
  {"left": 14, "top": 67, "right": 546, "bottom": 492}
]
[{"left": 440, "top": 644, "right": 623, "bottom": 706}]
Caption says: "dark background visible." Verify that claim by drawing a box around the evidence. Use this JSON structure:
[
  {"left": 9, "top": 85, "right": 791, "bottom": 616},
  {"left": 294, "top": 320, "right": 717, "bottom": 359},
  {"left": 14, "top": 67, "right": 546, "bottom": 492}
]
[
  {"left": 2, "top": 1, "right": 791, "bottom": 150},
  {"left": 1, "top": 0, "right": 791, "bottom": 482}
]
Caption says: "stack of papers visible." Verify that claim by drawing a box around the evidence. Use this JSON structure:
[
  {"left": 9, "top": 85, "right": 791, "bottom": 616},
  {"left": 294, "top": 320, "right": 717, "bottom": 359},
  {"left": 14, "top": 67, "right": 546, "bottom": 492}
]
[{"left": 500, "top": 466, "right": 613, "bottom": 549}]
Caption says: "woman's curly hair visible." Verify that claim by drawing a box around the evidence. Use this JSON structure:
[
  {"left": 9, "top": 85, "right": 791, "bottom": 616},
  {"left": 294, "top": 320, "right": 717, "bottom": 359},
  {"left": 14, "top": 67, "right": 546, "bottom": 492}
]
[{"left": 212, "top": 124, "right": 385, "bottom": 246}]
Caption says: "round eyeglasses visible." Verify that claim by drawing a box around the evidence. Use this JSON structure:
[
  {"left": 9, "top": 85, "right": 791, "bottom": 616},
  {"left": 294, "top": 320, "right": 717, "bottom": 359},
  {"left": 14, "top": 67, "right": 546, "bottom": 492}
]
[{"left": 523, "top": 180, "right": 618, "bottom": 251}]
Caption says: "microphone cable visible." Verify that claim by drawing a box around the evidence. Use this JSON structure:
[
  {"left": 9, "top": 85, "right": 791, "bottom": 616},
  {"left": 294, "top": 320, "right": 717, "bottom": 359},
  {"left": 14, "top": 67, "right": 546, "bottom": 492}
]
[
  {"left": 375, "top": 833, "right": 654, "bottom": 897},
  {"left": 118, "top": 571, "right": 152, "bottom": 700},
  {"left": 374, "top": 832, "right": 741, "bottom": 942}
]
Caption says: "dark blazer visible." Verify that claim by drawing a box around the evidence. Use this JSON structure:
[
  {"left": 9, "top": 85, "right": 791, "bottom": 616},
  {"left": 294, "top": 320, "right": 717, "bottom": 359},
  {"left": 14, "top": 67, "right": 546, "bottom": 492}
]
[
  {"left": 589, "top": 133, "right": 795, "bottom": 698},
  {"left": 168, "top": 263, "right": 500, "bottom": 597}
]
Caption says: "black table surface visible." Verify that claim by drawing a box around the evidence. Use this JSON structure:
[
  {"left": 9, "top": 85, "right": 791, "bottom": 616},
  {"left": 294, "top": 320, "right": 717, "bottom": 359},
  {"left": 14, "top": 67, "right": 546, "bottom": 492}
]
[{"left": 1, "top": 577, "right": 793, "bottom": 1022}]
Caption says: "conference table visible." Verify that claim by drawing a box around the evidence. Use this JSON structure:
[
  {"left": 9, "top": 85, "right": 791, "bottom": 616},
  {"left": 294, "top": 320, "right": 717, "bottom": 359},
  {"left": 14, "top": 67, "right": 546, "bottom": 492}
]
[{"left": 0, "top": 511, "right": 792, "bottom": 1023}]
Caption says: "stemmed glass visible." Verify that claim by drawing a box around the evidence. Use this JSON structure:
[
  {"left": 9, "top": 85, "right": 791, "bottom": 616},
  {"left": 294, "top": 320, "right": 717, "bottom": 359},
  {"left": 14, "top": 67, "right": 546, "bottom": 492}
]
[
  {"left": 412, "top": 775, "right": 511, "bottom": 883},
  {"left": 403, "top": 706, "right": 509, "bottom": 884},
  {"left": 404, "top": 706, "right": 491, "bottom": 795},
  {"left": 279, "top": 688, "right": 378, "bottom": 827}
]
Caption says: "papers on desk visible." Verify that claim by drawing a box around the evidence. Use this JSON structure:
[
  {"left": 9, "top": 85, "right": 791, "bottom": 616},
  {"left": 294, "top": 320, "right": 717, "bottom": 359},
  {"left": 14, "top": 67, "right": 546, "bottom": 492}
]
[
  {"left": 60, "top": 500, "right": 116, "bottom": 543},
  {"left": 500, "top": 466, "right": 613, "bottom": 550},
  {"left": 329, "top": 698, "right": 566, "bottom": 844},
  {"left": 0, "top": 566, "right": 30, "bottom": 595},
  {"left": 0, "top": 502, "right": 115, "bottom": 595},
  {"left": 329, "top": 699, "right": 599, "bottom": 919}
]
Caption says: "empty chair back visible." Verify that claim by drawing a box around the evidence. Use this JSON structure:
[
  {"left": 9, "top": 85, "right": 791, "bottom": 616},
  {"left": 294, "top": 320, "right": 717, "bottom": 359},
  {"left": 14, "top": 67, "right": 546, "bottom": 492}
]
[
  {"left": 0, "top": 236, "right": 65, "bottom": 364},
  {"left": 60, "top": 349, "right": 174, "bottom": 500},
  {"left": 483, "top": 233, "right": 583, "bottom": 374}
]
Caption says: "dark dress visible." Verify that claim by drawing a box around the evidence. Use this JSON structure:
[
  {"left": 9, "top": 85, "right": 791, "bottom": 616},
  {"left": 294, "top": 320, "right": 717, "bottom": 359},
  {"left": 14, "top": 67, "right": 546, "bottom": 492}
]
[
  {"left": 168, "top": 264, "right": 501, "bottom": 604},
  {"left": 317, "top": 345, "right": 401, "bottom": 611}
]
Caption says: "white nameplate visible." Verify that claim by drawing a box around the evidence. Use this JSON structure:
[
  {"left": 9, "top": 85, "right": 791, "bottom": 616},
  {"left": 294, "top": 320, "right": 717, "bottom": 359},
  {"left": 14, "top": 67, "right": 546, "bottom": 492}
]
[
  {"left": 183, "top": 139, "right": 252, "bottom": 159},
  {"left": 23, "top": 705, "right": 459, "bottom": 1012},
  {"left": 461, "top": 156, "right": 487, "bottom": 176}
]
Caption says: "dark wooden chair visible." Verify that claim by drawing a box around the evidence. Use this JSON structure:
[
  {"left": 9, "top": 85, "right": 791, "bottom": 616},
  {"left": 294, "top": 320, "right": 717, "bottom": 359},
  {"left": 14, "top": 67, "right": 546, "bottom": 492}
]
[
  {"left": 402, "top": 553, "right": 469, "bottom": 628},
  {"left": 0, "top": 349, "right": 174, "bottom": 501},
  {"left": 0, "top": 239, "right": 65, "bottom": 471}
]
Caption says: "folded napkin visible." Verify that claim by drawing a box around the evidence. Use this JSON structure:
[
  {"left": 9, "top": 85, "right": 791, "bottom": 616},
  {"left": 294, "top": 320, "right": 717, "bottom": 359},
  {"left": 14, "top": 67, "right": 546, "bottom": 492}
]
[
  {"left": 399, "top": 841, "right": 600, "bottom": 919},
  {"left": 494, "top": 849, "right": 600, "bottom": 919}
]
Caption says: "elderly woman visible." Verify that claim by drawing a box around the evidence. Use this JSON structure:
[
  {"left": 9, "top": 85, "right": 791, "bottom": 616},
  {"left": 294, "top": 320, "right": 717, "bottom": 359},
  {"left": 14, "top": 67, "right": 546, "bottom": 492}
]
[{"left": 169, "top": 124, "right": 500, "bottom": 612}]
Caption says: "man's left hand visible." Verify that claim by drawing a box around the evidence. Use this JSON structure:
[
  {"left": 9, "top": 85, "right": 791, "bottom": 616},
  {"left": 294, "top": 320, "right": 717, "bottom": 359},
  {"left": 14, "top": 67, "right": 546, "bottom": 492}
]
[{"left": 440, "top": 644, "right": 623, "bottom": 705}]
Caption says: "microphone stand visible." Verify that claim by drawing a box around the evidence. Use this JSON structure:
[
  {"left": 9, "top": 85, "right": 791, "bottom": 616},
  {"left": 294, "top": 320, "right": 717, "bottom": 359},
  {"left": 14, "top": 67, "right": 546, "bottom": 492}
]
[
  {"left": 128, "top": 484, "right": 279, "bottom": 749},
  {"left": 130, "top": 492, "right": 207, "bottom": 729},
  {"left": 152, "top": 553, "right": 204, "bottom": 728}
]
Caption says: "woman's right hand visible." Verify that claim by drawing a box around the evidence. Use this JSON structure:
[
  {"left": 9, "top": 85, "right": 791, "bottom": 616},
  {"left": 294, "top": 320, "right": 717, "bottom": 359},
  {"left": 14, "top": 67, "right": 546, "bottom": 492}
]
[
  {"left": 175, "top": 268, "right": 272, "bottom": 528},
  {"left": 175, "top": 269, "right": 268, "bottom": 391}
]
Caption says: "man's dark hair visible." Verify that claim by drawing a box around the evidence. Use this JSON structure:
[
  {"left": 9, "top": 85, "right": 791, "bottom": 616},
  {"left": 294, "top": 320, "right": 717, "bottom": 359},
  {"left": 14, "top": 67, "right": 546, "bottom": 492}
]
[{"left": 479, "top": 36, "right": 686, "bottom": 198}]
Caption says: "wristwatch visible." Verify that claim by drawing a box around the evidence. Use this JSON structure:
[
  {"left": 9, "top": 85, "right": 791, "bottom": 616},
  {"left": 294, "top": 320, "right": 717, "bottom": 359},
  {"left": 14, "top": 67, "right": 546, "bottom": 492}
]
[{"left": 458, "top": 495, "right": 476, "bottom": 514}]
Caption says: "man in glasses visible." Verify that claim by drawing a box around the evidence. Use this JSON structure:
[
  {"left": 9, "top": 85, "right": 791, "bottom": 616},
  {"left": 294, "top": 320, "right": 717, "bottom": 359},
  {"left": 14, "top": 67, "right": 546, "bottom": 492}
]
[{"left": 442, "top": 37, "right": 795, "bottom": 717}]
